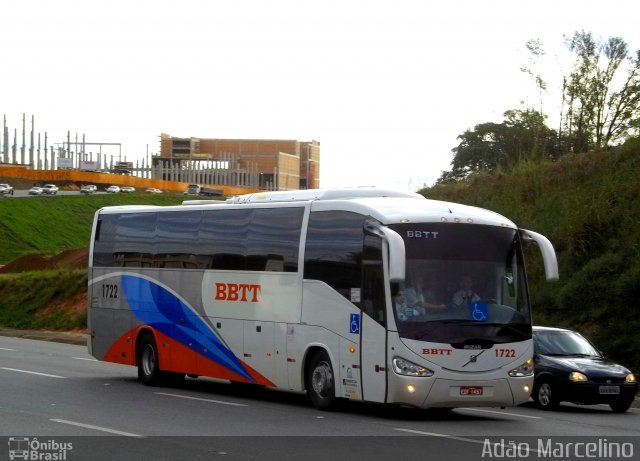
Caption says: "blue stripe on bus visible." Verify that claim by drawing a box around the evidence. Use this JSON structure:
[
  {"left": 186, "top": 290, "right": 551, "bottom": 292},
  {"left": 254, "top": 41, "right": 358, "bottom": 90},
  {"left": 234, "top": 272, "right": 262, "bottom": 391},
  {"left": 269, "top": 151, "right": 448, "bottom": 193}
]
[{"left": 121, "top": 274, "right": 254, "bottom": 382}]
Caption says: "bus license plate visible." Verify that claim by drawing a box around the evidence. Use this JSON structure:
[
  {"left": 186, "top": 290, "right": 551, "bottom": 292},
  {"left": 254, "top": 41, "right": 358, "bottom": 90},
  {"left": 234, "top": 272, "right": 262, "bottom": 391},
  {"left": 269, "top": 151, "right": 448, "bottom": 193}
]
[
  {"left": 599, "top": 386, "right": 620, "bottom": 394},
  {"left": 460, "top": 386, "right": 483, "bottom": 396}
]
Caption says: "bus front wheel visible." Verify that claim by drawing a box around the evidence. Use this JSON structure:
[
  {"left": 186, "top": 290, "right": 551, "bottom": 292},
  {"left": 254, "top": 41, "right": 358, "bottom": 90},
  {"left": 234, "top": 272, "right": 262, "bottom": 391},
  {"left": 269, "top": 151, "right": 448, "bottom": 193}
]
[{"left": 308, "top": 351, "right": 337, "bottom": 411}]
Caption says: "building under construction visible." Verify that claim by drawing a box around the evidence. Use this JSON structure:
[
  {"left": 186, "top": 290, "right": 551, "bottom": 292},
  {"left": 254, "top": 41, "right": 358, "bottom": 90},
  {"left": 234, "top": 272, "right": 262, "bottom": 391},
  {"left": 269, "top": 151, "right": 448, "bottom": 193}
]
[{"left": 153, "top": 135, "right": 320, "bottom": 191}]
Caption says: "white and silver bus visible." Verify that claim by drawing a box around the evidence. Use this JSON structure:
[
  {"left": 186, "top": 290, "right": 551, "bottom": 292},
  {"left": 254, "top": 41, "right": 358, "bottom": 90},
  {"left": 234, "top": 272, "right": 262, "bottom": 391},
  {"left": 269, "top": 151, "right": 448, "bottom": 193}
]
[{"left": 87, "top": 187, "right": 558, "bottom": 410}]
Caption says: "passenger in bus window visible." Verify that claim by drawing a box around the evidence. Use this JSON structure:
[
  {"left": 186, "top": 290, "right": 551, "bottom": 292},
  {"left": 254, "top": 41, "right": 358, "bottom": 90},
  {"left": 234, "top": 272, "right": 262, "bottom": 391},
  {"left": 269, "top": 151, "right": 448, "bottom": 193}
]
[
  {"left": 452, "top": 275, "right": 481, "bottom": 308},
  {"left": 394, "top": 290, "right": 421, "bottom": 321}
]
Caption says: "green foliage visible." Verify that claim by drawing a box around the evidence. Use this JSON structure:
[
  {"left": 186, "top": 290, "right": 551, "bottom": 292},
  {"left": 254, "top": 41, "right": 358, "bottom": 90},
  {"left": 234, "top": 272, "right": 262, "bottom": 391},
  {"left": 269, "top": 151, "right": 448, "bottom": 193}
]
[
  {"left": 444, "top": 109, "right": 558, "bottom": 181},
  {"left": 0, "top": 193, "right": 186, "bottom": 264},
  {"left": 421, "top": 144, "right": 640, "bottom": 372},
  {"left": 0, "top": 269, "right": 88, "bottom": 329},
  {"left": 562, "top": 32, "right": 640, "bottom": 151}
]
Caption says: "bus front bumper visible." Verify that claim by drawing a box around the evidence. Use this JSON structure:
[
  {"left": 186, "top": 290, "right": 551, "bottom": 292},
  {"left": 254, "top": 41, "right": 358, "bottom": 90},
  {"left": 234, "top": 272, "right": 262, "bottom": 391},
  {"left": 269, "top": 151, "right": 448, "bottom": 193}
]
[{"left": 386, "top": 375, "right": 534, "bottom": 409}]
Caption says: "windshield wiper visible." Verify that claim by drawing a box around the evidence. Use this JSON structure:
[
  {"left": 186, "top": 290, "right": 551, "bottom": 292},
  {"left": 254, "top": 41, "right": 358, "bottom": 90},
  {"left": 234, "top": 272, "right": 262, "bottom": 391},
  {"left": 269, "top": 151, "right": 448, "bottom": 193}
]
[{"left": 481, "top": 322, "right": 528, "bottom": 336}]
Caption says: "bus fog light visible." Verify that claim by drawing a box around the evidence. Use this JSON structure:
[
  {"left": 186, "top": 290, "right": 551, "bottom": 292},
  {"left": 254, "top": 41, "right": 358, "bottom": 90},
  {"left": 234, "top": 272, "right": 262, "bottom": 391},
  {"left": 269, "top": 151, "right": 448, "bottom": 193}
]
[
  {"left": 392, "top": 357, "right": 433, "bottom": 377},
  {"left": 508, "top": 358, "right": 533, "bottom": 377},
  {"left": 523, "top": 384, "right": 530, "bottom": 393}
]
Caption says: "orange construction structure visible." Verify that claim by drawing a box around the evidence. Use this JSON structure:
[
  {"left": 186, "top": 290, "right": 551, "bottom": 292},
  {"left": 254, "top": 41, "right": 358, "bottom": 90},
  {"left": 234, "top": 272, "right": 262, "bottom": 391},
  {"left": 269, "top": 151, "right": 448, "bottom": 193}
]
[{"left": 0, "top": 165, "right": 262, "bottom": 196}]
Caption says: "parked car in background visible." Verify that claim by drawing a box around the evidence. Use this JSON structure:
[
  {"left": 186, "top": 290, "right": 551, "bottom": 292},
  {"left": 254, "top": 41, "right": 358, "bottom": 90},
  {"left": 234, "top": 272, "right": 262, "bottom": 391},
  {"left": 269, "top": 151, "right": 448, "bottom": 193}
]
[
  {"left": 120, "top": 186, "right": 135, "bottom": 193},
  {"left": 28, "top": 186, "right": 43, "bottom": 195},
  {"left": 106, "top": 185, "right": 121, "bottom": 193},
  {"left": 80, "top": 185, "right": 97, "bottom": 194},
  {"left": 41, "top": 184, "right": 59, "bottom": 195},
  {"left": 532, "top": 326, "right": 638, "bottom": 412},
  {"left": 145, "top": 188, "right": 163, "bottom": 194},
  {"left": 0, "top": 183, "right": 14, "bottom": 195}
]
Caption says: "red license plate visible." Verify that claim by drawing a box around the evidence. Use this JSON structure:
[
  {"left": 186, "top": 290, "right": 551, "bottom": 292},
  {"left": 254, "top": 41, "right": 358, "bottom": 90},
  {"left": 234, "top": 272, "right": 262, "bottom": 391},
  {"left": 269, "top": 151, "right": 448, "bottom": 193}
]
[{"left": 460, "top": 386, "right": 483, "bottom": 396}]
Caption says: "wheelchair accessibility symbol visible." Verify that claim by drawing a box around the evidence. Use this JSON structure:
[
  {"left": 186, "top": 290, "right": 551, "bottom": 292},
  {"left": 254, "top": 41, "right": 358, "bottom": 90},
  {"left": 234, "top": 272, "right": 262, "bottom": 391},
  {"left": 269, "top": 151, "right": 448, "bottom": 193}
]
[
  {"left": 350, "top": 313, "right": 360, "bottom": 334},
  {"left": 469, "top": 302, "right": 488, "bottom": 322}
]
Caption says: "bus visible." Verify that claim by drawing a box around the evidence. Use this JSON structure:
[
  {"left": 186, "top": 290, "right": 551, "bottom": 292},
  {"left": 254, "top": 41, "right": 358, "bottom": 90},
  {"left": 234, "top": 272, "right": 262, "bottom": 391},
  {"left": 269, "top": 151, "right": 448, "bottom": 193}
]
[{"left": 87, "top": 187, "right": 558, "bottom": 410}]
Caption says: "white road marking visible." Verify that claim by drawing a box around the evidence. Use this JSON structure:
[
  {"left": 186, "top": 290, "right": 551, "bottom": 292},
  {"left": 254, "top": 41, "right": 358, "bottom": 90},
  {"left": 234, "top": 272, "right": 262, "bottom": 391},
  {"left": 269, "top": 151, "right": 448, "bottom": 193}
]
[
  {"left": 394, "top": 428, "right": 485, "bottom": 445},
  {"left": 155, "top": 391, "right": 248, "bottom": 407},
  {"left": 457, "top": 407, "right": 543, "bottom": 419},
  {"left": 395, "top": 428, "right": 546, "bottom": 455},
  {"left": 72, "top": 357, "right": 98, "bottom": 361},
  {"left": 0, "top": 347, "right": 16, "bottom": 351},
  {"left": 1, "top": 367, "right": 65, "bottom": 379},
  {"left": 50, "top": 419, "right": 143, "bottom": 437}
]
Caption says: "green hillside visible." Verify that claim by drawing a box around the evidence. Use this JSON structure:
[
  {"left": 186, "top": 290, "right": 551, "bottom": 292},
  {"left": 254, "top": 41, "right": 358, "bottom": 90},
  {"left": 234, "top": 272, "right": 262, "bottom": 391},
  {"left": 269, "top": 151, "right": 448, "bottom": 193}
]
[
  {"left": 421, "top": 139, "right": 640, "bottom": 372},
  {"left": 0, "top": 193, "right": 188, "bottom": 264}
]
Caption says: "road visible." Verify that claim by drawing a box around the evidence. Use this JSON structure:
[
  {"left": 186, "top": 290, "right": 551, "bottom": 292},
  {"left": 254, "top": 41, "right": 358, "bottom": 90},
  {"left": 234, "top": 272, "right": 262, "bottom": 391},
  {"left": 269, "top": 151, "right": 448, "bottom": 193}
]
[
  {"left": 4, "top": 189, "right": 109, "bottom": 198},
  {"left": 0, "top": 335, "right": 638, "bottom": 460}
]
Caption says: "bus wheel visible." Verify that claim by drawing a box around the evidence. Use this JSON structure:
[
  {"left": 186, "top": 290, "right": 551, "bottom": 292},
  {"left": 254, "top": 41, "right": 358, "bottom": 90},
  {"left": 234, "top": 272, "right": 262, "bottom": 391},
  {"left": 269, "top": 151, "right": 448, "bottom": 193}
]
[
  {"left": 138, "top": 334, "right": 162, "bottom": 386},
  {"left": 308, "top": 351, "right": 336, "bottom": 411}
]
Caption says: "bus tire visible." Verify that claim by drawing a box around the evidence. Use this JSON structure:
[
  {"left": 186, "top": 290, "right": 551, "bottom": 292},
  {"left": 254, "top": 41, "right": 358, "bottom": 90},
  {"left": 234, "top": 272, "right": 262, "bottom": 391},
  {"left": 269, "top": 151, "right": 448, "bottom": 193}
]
[
  {"left": 307, "top": 351, "right": 337, "bottom": 411},
  {"left": 138, "top": 333, "right": 163, "bottom": 386}
]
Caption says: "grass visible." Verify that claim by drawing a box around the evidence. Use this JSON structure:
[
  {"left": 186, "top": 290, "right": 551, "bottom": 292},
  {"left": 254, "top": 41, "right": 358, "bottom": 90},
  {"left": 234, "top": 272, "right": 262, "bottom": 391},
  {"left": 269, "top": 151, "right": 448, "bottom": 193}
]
[
  {"left": 0, "top": 269, "right": 88, "bottom": 330},
  {"left": 0, "top": 193, "right": 190, "bottom": 264}
]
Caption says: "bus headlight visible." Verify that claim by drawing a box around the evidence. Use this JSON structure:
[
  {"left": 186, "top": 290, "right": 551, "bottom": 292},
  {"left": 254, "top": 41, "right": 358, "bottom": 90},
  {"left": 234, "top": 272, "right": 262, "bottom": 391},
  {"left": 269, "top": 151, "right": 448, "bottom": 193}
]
[
  {"left": 626, "top": 373, "right": 636, "bottom": 383},
  {"left": 508, "top": 358, "right": 533, "bottom": 377},
  {"left": 392, "top": 357, "right": 434, "bottom": 377}
]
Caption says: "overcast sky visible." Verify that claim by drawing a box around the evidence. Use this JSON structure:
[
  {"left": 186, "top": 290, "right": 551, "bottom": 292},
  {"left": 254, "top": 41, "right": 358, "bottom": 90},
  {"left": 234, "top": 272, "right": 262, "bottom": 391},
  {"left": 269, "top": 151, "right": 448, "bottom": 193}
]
[{"left": 2, "top": 0, "right": 638, "bottom": 190}]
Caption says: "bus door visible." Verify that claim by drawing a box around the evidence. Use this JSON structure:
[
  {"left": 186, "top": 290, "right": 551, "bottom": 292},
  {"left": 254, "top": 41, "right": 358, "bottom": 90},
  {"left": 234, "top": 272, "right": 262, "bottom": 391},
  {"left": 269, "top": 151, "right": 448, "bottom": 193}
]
[{"left": 359, "top": 234, "right": 387, "bottom": 403}]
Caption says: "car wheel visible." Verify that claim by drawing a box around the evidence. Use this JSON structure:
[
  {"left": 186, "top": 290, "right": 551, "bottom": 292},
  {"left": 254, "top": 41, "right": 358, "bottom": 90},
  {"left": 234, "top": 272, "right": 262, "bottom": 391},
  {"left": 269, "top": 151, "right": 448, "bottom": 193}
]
[
  {"left": 534, "top": 380, "right": 559, "bottom": 410},
  {"left": 609, "top": 399, "right": 633, "bottom": 413},
  {"left": 307, "top": 351, "right": 337, "bottom": 411}
]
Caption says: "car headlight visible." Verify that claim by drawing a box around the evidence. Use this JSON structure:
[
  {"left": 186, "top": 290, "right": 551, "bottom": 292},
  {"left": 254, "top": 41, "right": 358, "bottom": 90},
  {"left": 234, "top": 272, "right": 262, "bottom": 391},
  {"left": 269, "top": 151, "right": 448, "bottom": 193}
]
[
  {"left": 392, "top": 357, "right": 434, "bottom": 377},
  {"left": 626, "top": 373, "right": 636, "bottom": 383},
  {"left": 569, "top": 371, "right": 588, "bottom": 382},
  {"left": 508, "top": 358, "right": 534, "bottom": 377}
]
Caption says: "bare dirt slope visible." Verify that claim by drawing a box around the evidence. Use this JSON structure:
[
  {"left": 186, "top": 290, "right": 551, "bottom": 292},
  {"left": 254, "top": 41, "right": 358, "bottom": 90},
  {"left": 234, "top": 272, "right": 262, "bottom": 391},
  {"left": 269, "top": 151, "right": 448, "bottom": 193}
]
[{"left": 0, "top": 248, "right": 88, "bottom": 274}]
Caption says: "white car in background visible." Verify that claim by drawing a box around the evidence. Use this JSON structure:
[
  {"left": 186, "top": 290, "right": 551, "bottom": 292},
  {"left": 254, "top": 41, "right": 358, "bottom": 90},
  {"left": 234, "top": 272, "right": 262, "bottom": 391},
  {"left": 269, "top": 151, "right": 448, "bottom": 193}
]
[
  {"left": 106, "top": 185, "right": 121, "bottom": 193},
  {"left": 41, "top": 184, "right": 59, "bottom": 195},
  {"left": 145, "top": 188, "right": 163, "bottom": 194},
  {"left": 80, "top": 184, "right": 97, "bottom": 194},
  {"left": 0, "top": 183, "right": 14, "bottom": 195},
  {"left": 120, "top": 186, "right": 136, "bottom": 193},
  {"left": 28, "top": 186, "right": 43, "bottom": 195}
]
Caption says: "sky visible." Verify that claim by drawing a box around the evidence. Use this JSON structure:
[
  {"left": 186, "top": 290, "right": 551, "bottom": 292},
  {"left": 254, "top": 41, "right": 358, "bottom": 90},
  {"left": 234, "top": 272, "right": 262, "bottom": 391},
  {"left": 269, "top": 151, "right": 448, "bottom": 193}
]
[{"left": 1, "top": 0, "right": 638, "bottom": 191}]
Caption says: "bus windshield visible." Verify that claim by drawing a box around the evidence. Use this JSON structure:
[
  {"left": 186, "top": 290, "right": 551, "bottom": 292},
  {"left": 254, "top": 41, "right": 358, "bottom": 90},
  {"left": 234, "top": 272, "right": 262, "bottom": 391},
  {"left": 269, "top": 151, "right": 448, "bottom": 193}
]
[{"left": 389, "top": 223, "right": 531, "bottom": 345}]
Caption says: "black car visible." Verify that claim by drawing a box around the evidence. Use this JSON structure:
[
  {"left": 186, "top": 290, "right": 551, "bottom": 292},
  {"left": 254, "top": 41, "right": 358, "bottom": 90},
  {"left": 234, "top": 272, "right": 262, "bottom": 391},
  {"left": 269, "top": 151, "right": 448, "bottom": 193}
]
[{"left": 532, "top": 326, "right": 637, "bottom": 412}]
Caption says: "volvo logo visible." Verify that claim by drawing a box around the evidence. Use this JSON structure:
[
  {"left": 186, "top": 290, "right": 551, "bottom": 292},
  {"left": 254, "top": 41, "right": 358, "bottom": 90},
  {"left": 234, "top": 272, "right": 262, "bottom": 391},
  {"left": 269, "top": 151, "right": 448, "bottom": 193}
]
[{"left": 462, "top": 349, "right": 486, "bottom": 367}]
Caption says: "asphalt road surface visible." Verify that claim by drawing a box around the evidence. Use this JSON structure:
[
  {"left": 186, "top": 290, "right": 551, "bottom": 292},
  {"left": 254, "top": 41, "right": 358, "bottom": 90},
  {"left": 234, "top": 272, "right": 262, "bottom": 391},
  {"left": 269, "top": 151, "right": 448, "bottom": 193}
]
[
  {"left": 0, "top": 335, "right": 638, "bottom": 461},
  {"left": 5, "top": 189, "right": 108, "bottom": 198}
]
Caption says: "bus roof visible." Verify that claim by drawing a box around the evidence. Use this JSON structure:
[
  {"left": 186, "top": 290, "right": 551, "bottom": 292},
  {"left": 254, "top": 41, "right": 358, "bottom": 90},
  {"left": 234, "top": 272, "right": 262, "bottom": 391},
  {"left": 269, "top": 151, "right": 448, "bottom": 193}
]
[
  {"left": 100, "top": 187, "right": 517, "bottom": 229},
  {"left": 225, "top": 187, "right": 424, "bottom": 203}
]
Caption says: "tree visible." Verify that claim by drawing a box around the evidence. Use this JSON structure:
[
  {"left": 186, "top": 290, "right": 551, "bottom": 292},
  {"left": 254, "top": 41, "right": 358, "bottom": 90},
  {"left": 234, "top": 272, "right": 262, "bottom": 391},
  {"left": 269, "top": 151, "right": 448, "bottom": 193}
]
[
  {"left": 441, "top": 109, "right": 557, "bottom": 182},
  {"left": 563, "top": 31, "right": 640, "bottom": 151},
  {"left": 521, "top": 39, "right": 548, "bottom": 115}
]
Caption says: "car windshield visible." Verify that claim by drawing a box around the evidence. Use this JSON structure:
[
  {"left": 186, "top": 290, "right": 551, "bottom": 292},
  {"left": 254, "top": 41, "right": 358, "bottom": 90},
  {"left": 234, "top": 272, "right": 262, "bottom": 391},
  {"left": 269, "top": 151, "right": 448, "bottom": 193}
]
[
  {"left": 534, "top": 330, "right": 601, "bottom": 356},
  {"left": 389, "top": 223, "right": 531, "bottom": 344}
]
